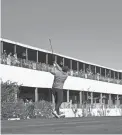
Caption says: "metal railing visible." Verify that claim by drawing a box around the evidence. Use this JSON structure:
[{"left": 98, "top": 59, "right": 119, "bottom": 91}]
[{"left": 1, "top": 56, "right": 122, "bottom": 85}]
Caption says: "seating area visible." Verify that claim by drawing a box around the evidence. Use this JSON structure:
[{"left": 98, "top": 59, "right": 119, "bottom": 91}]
[{"left": 1, "top": 52, "right": 122, "bottom": 85}]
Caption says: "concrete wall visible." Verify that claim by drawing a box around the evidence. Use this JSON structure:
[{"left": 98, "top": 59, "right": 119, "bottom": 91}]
[{"left": 0, "top": 64, "right": 122, "bottom": 95}]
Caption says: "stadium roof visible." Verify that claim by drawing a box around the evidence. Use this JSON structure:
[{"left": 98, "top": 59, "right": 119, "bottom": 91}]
[{"left": 0, "top": 38, "right": 122, "bottom": 73}]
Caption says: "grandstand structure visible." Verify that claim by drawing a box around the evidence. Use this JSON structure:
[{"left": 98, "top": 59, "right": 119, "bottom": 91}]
[{"left": 0, "top": 38, "right": 122, "bottom": 107}]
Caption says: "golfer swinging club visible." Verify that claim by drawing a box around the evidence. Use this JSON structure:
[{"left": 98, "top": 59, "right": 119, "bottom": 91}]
[
  {"left": 51, "top": 61, "right": 69, "bottom": 118},
  {"left": 49, "top": 39, "right": 69, "bottom": 118}
]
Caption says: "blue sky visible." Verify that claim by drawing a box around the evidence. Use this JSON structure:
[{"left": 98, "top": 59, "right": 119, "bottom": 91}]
[{"left": 1, "top": 0, "right": 122, "bottom": 70}]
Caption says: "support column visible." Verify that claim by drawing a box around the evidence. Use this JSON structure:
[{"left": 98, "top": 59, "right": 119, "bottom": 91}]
[
  {"left": 114, "top": 72, "right": 115, "bottom": 80},
  {"left": 14, "top": 44, "right": 16, "bottom": 53},
  {"left": 100, "top": 68, "right": 101, "bottom": 76},
  {"left": 118, "top": 73, "right": 119, "bottom": 81},
  {"left": 77, "top": 62, "right": 79, "bottom": 71},
  {"left": 105, "top": 69, "right": 106, "bottom": 78},
  {"left": 116, "top": 95, "right": 120, "bottom": 106},
  {"left": 109, "top": 70, "right": 111, "bottom": 78},
  {"left": 83, "top": 63, "right": 85, "bottom": 73},
  {"left": 62, "top": 58, "right": 64, "bottom": 66},
  {"left": 26, "top": 48, "right": 28, "bottom": 61},
  {"left": 95, "top": 66, "right": 96, "bottom": 74},
  {"left": 35, "top": 88, "right": 38, "bottom": 102},
  {"left": 82, "top": 91, "right": 85, "bottom": 104},
  {"left": 70, "top": 60, "right": 72, "bottom": 70},
  {"left": 108, "top": 94, "right": 112, "bottom": 106},
  {"left": 37, "top": 51, "right": 38, "bottom": 63},
  {"left": 91, "top": 92, "right": 93, "bottom": 104},
  {"left": 79, "top": 91, "right": 82, "bottom": 104},
  {"left": 100, "top": 93, "right": 103, "bottom": 104},
  {"left": 67, "top": 90, "right": 69, "bottom": 102},
  {"left": 54, "top": 55, "right": 57, "bottom": 62},
  {"left": 46, "top": 53, "right": 48, "bottom": 64},
  {"left": 1, "top": 41, "right": 3, "bottom": 55}
]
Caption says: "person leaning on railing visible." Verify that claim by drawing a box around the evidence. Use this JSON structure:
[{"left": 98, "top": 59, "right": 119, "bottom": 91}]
[
  {"left": 12, "top": 53, "right": 20, "bottom": 66},
  {"left": 1, "top": 50, "right": 7, "bottom": 64},
  {"left": 6, "top": 52, "right": 12, "bottom": 65}
]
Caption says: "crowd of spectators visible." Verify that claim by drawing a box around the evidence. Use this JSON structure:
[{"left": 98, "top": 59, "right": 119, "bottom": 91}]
[{"left": 1, "top": 50, "right": 122, "bottom": 85}]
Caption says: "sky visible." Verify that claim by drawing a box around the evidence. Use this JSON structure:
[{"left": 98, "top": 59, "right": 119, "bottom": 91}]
[{"left": 1, "top": 0, "right": 122, "bottom": 70}]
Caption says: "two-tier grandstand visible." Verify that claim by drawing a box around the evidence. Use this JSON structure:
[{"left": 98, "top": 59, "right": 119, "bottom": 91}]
[{"left": 0, "top": 38, "right": 122, "bottom": 107}]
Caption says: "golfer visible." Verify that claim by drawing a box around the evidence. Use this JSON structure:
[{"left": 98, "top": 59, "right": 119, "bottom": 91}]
[{"left": 51, "top": 61, "right": 69, "bottom": 118}]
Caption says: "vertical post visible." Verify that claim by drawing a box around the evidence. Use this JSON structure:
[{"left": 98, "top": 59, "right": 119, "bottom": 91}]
[
  {"left": 82, "top": 91, "right": 84, "bottom": 104},
  {"left": 89, "top": 65, "right": 91, "bottom": 72},
  {"left": 0, "top": 41, "right": 3, "bottom": 63},
  {"left": 91, "top": 92, "right": 93, "bottom": 104},
  {"left": 77, "top": 61, "right": 79, "bottom": 71},
  {"left": 67, "top": 90, "right": 69, "bottom": 102},
  {"left": 1, "top": 41, "right": 3, "bottom": 54},
  {"left": 100, "top": 67, "right": 101, "bottom": 76},
  {"left": 70, "top": 60, "right": 72, "bottom": 70},
  {"left": 83, "top": 63, "right": 85, "bottom": 72},
  {"left": 118, "top": 72, "right": 119, "bottom": 82},
  {"left": 100, "top": 93, "right": 102, "bottom": 104},
  {"left": 62, "top": 57, "right": 64, "bottom": 66},
  {"left": 46, "top": 53, "right": 48, "bottom": 64},
  {"left": 35, "top": 88, "right": 38, "bottom": 102},
  {"left": 109, "top": 70, "right": 111, "bottom": 78},
  {"left": 55, "top": 55, "right": 57, "bottom": 62},
  {"left": 95, "top": 66, "right": 96, "bottom": 74},
  {"left": 87, "top": 92, "right": 89, "bottom": 101},
  {"left": 108, "top": 94, "right": 112, "bottom": 106},
  {"left": 79, "top": 91, "right": 82, "bottom": 104},
  {"left": 114, "top": 71, "right": 115, "bottom": 80},
  {"left": 37, "top": 51, "right": 38, "bottom": 63},
  {"left": 116, "top": 95, "right": 119, "bottom": 106},
  {"left": 105, "top": 69, "right": 106, "bottom": 78},
  {"left": 14, "top": 44, "right": 16, "bottom": 54},
  {"left": 26, "top": 48, "right": 28, "bottom": 60}
]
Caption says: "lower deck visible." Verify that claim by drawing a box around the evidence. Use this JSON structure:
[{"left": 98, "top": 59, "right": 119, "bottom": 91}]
[{"left": 18, "top": 86, "right": 122, "bottom": 107}]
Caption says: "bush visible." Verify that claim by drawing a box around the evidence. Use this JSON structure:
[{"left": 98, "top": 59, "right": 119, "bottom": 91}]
[
  {"left": 1, "top": 80, "right": 54, "bottom": 120},
  {"left": 1, "top": 80, "right": 21, "bottom": 120},
  {"left": 34, "top": 100, "right": 53, "bottom": 118}
]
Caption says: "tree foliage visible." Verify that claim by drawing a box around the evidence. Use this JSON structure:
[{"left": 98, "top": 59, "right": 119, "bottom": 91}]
[{"left": 1, "top": 80, "right": 21, "bottom": 119}]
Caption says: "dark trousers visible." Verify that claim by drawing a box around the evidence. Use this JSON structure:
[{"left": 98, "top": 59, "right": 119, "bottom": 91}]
[{"left": 52, "top": 88, "right": 63, "bottom": 115}]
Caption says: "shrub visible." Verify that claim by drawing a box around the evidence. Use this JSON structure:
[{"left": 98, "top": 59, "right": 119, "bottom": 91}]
[
  {"left": 1, "top": 80, "right": 54, "bottom": 120},
  {"left": 34, "top": 100, "right": 53, "bottom": 118},
  {"left": 1, "top": 80, "right": 21, "bottom": 119}
]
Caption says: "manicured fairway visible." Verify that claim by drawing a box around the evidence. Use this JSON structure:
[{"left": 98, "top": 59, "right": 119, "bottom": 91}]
[{"left": 1, "top": 116, "right": 122, "bottom": 134}]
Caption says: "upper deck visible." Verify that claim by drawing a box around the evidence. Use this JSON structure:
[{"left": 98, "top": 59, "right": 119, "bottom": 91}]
[{"left": 0, "top": 38, "right": 122, "bottom": 85}]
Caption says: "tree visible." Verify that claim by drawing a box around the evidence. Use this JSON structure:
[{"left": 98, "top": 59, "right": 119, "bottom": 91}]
[{"left": 1, "top": 80, "right": 21, "bottom": 119}]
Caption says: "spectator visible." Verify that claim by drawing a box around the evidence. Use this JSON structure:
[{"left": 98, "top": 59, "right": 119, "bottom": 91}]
[
  {"left": 13, "top": 53, "right": 19, "bottom": 65},
  {"left": 59, "top": 60, "right": 63, "bottom": 68},
  {"left": 70, "top": 70, "right": 73, "bottom": 76},
  {"left": 2, "top": 50, "right": 7, "bottom": 64},
  {"left": 14, "top": 53, "right": 17, "bottom": 59},
  {"left": 7, "top": 52, "right": 12, "bottom": 65},
  {"left": 22, "top": 51, "right": 27, "bottom": 67},
  {"left": 80, "top": 69, "right": 82, "bottom": 73},
  {"left": 97, "top": 73, "right": 100, "bottom": 80},
  {"left": 22, "top": 52, "right": 26, "bottom": 60},
  {"left": 28, "top": 100, "right": 35, "bottom": 118}
]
